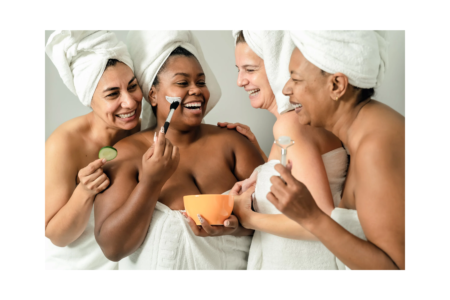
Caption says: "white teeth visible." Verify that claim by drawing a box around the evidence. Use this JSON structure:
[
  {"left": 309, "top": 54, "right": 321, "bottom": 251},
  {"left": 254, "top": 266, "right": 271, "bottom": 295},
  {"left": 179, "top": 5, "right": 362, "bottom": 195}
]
[
  {"left": 118, "top": 110, "right": 136, "bottom": 118},
  {"left": 247, "top": 89, "right": 260, "bottom": 95},
  {"left": 292, "top": 103, "right": 302, "bottom": 108},
  {"left": 184, "top": 102, "right": 202, "bottom": 108}
]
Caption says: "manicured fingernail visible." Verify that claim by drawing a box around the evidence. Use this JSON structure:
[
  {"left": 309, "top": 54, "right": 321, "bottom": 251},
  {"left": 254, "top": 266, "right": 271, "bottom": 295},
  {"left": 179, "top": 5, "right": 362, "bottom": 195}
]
[
  {"left": 224, "top": 221, "right": 230, "bottom": 226},
  {"left": 153, "top": 132, "right": 157, "bottom": 142},
  {"left": 102, "top": 159, "right": 106, "bottom": 163},
  {"left": 197, "top": 214, "right": 204, "bottom": 223},
  {"left": 160, "top": 126, "right": 165, "bottom": 133},
  {"left": 237, "top": 126, "right": 242, "bottom": 130}
]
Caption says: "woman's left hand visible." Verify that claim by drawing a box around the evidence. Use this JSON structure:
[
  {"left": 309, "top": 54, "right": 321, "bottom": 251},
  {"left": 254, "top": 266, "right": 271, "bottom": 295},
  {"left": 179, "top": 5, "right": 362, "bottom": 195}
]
[
  {"left": 232, "top": 185, "right": 256, "bottom": 229},
  {"left": 182, "top": 212, "right": 241, "bottom": 237},
  {"left": 267, "top": 163, "right": 323, "bottom": 229}
]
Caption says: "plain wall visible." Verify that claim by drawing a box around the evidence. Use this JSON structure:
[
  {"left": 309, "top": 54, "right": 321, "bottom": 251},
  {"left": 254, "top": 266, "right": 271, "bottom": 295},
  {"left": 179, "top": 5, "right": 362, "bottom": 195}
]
[{"left": 45, "top": 30, "right": 405, "bottom": 156}]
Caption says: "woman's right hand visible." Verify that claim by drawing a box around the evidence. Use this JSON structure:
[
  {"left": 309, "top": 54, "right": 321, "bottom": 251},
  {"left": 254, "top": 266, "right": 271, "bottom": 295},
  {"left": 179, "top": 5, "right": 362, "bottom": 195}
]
[
  {"left": 217, "top": 122, "right": 268, "bottom": 162},
  {"left": 142, "top": 129, "right": 180, "bottom": 185},
  {"left": 77, "top": 158, "right": 109, "bottom": 197}
]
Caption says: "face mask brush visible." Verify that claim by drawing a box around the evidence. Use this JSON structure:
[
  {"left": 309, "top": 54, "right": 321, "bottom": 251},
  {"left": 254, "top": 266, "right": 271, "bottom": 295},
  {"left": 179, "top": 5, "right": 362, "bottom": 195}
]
[{"left": 153, "top": 96, "right": 181, "bottom": 142}]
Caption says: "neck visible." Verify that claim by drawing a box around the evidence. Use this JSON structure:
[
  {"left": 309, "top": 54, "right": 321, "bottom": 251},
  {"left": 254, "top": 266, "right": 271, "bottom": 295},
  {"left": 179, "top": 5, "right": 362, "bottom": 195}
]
[
  {"left": 87, "top": 112, "right": 130, "bottom": 146},
  {"left": 155, "top": 119, "right": 202, "bottom": 147},
  {"left": 326, "top": 96, "right": 371, "bottom": 150},
  {"left": 266, "top": 97, "right": 281, "bottom": 119}
]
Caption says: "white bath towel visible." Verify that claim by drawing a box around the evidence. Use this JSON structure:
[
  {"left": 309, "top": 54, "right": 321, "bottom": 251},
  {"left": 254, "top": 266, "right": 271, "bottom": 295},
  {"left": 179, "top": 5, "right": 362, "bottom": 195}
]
[
  {"left": 248, "top": 147, "right": 348, "bottom": 270},
  {"left": 45, "top": 30, "right": 134, "bottom": 107},
  {"left": 126, "top": 31, "right": 222, "bottom": 131},
  {"left": 331, "top": 208, "right": 367, "bottom": 270},
  {"left": 45, "top": 208, "right": 118, "bottom": 270},
  {"left": 232, "top": 30, "right": 295, "bottom": 115},
  {"left": 289, "top": 31, "right": 389, "bottom": 89},
  {"left": 119, "top": 200, "right": 251, "bottom": 270}
]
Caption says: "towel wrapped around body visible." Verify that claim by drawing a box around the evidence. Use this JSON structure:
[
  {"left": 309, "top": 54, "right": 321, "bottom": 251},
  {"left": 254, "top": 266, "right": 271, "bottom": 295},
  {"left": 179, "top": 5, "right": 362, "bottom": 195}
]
[
  {"left": 330, "top": 208, "right": 367, "bottom": 270},
  {"left": 247, "top": 147, "right": 348, "bottom": 270},
  {"left": 119, "top": 197, "right": 251, "bottom": 270}
]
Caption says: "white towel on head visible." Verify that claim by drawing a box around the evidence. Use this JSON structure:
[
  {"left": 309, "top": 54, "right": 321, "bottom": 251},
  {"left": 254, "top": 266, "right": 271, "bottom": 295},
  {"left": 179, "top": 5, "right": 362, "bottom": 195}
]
[
  {"left": 45, "top": 30, "right": 134, "bottom": 107},
  {"left": 289, "top": 30, "right": 389, "bottom": 89},
  {"left": 232, "top": 30, "right": 295, "bottom": 115},
  {"left": 126, "top": 31, "right": 221, "bottom": 131}
]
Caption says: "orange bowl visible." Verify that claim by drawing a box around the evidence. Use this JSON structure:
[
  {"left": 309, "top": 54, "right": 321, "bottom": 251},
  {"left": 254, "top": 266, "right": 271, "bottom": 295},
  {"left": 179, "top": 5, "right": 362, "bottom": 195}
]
[{"left": 183, "top": 194, "right": 234, "bottom": 225}]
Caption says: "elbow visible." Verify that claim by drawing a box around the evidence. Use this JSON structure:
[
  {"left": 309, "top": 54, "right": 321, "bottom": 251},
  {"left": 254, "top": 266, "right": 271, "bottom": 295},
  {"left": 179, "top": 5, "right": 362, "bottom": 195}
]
[
  {"left": 95, "top": 232, "right": 125, "bottom": 262},
  {"left": 45, "top": 225, "right": 71, "bottom": 247}
]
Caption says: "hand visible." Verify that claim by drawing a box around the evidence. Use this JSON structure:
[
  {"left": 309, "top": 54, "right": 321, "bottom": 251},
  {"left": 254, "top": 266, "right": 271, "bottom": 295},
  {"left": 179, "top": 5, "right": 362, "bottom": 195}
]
[
  {"left": 142, "top": 129, "right": 180, "bottom": 186},
  {"left": 229, "top": 169, "right": 258, "bottom": 196},
  {"left": 77, "top": 158, "right": 110, "bottom": 197},
  {"left": 266, "top": 163, "right": 323, "bottom": 228},
  {"left": 182, "top": 212, "right": 242, "bottom": 237},
  {"left": 217, "top": 122, "right": 267, "bottom": 161},
  {"left": 232, "top": 185, "right": 256, "bottom": 229}
]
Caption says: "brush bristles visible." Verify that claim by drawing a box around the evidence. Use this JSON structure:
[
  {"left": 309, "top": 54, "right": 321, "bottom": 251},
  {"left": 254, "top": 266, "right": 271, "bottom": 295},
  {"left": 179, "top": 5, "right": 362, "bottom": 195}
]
[{"left": 170, "top": 101, "right": 180, "bottom": 110}]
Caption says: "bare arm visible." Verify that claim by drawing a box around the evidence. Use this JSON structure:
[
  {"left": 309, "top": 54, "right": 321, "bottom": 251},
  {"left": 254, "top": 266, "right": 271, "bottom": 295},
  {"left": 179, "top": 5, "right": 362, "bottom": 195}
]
[
  {"left": 94, "top": 132, "right": 179, "bottom": 262},
  {"left": 45, "top": 134, "right": 109, "bottom": 247}
]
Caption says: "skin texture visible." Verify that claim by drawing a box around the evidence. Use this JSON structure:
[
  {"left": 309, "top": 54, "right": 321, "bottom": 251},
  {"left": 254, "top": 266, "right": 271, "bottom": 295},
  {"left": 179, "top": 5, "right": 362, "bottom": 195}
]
[
  {"left": 45, "top": 62, "right": 143, "bottom": 247},
  {"left": 94, "top": 55, "right": 264, "bottom": 262},
  {"left": 267, "top": 47, "right": 405, "bottom": 270},
  {"left": 222, "top": 41, "right": 342, "bottom": 241}
]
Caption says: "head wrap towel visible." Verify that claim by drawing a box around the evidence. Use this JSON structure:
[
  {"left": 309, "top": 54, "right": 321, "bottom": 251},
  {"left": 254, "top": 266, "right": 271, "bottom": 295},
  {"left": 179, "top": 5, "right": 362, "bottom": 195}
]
[
  {"left": 289, "top": 30, "right": 389, "bottom": 89},
  {"left": 45, "top": 30, "right": 134, "bottom": 107},
  {"left": 232, "top": 30, "right": 295, "bottom": 115},
  {"left": 126, "top": 30, "right": 221, "bottom": 130}
]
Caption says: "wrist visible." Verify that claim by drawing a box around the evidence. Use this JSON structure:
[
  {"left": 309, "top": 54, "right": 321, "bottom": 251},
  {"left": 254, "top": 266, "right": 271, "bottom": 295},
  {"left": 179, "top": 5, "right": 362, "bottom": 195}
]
[
  {"left": 76, "top": 185, "right": 96, "bottom": 203},
  {"left": 301, "top": 209, "right": 327, "bottom": 234}
]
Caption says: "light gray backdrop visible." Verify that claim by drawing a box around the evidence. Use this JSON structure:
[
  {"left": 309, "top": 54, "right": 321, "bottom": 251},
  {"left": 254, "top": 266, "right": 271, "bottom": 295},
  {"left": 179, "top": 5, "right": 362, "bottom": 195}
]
[{"left": 45, "top": 30, "right": 405, "bottom": 156}]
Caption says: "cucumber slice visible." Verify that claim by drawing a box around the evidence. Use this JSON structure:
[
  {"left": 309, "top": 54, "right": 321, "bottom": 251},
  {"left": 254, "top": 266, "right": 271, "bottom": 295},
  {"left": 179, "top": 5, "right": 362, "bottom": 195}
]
[{"left": 98, "top": 146, "right": 117, "bottom": 161}]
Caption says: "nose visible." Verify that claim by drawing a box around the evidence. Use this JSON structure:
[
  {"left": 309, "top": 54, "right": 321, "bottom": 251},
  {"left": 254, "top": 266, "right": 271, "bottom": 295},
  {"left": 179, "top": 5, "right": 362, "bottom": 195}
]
[
  {"left": 189, "top": 85, "right": 202, "bottom": 96},
  {"left": 282, "top": 78, "right": 293, "bottom": 96},
  {"left": 237, "top": 71, "right": 249, "bottom": 87},
  {"left": 121, "top": 90, "right": 137, "bottom": 109}
]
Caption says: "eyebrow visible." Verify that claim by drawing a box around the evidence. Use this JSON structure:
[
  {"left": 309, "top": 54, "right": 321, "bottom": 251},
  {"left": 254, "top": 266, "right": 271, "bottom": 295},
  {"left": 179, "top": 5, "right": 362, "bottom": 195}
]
[
  {"left": 103, "top": 76, "right": 136, "bottom": 93},
  {"left": 172, "top": 72, "right": 205, "bottom": 78},
  {"left": 236, "top": 64, "right": 258, "bottom": 68}
]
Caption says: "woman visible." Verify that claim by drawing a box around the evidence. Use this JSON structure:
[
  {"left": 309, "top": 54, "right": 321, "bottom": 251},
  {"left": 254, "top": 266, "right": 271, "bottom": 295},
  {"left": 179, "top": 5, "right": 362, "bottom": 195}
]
[
  {"left": 219, "top": 31, "right": 348, "bottom": 270},
  {"left": 94, "top": 30, "right": 264, "bottom": 269},
  {"left": 45, "top": 30, "right": 143, "bottom": 269},
  {"left": 267, "top": 31, "right": 405, "bottom": 270}
]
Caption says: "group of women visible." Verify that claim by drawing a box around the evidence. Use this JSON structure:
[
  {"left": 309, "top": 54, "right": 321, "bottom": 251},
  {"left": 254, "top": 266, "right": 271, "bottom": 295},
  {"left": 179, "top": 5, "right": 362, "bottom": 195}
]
[{"left": 45, "top": 30, "right": 405, "bottom": 270}]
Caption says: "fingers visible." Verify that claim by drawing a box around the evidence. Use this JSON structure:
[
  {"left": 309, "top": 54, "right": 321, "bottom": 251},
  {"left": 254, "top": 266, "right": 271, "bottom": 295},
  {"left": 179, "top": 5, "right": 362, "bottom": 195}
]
[
  {"left": 163, "top": 138, "right": 174, "bottom": 160},
  {"left": 80, "top": 158, "right": 105, "bottom": 176},
  {"left": 183, "top": 213, "right": 203, "bottom": 236},
  {"left": 144, "top": 143, "right": 155, "bottom": 160},
  {"left": 82, "top": 167, "right": 103, "bottom": 184},
  {"left": 270, "top": 175, "right": 288, "bottom": 199},
  {"left": 236, "top": 124, "right": 253, "bottom": 139},
  {"left": 217, "top": 122, "right": 228, "bottom": 127},
  {"left": 266, "top": 191, "right": 280, "bottom": 208},
  {"left": 153, "top": 129, "right": 166, "bottom": 158},
  {"left": 274, "top": 164, "right": 295, "bottom": 186},
  {"left": 95, "top": 176, "right": 111, "bottom": 193},
  {"left": 197, "top": 214, "right": 218, "bottom": 235},
  {"left": 229, "top": 181, "right": 243, "bottom": 196}
]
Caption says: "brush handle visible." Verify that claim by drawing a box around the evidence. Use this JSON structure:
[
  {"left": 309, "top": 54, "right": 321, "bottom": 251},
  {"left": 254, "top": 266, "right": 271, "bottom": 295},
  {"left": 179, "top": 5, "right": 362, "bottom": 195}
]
[{"left": 163, "top": 121, "right": 170, "bottom": 133}]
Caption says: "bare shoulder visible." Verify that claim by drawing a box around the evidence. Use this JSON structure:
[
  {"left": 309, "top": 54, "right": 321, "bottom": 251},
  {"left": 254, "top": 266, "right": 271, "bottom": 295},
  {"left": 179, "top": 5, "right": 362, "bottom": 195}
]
[
  {"left": 273, "top": 111, "right": 322, "bottom": 149},
  {"left": 112, "top": 130, "right": 151, "bottom": 162},
  {"left": 46, "top": 116, "right": 89, "bottom": 160},
  {"left": 201, "top": 124, "right": 255, "bottom": 146}
]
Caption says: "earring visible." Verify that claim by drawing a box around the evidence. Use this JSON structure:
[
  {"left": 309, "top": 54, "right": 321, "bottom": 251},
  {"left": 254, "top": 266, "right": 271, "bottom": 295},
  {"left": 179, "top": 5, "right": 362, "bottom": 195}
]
[{"left": 335, "top": 96, "right": 339, "bottom": 101}]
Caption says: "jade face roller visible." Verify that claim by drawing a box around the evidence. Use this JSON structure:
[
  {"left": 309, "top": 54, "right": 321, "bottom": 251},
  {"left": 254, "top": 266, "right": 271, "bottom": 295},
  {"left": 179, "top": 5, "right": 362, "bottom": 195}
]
[{"left": 274, "top": 136, "right": 295, "bottom": 166}]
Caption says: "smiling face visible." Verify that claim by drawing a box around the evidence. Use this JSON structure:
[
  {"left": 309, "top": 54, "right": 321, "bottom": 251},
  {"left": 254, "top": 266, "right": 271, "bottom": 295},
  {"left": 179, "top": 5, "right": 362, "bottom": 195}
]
[
  {"left": 90, "top": 62, "right": 143, "bottom": 131},
  {"left": 149, "top": 55, "right": 210, "bottom": 130},
  {"left": 235, "top": 42, "right": 275, "bottom": 110},
  {"left": 282, "top": 47, "right": 333, "bottom": 127}
]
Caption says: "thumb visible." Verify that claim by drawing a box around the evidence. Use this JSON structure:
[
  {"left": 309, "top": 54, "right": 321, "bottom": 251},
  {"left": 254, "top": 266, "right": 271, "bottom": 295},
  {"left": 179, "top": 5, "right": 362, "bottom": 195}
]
[
  {"left": 224, "top": 215, "right": 239, "bottom": 228},
  {"left": 144, "top": 143, "right": 156, "bottom": 160}
]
